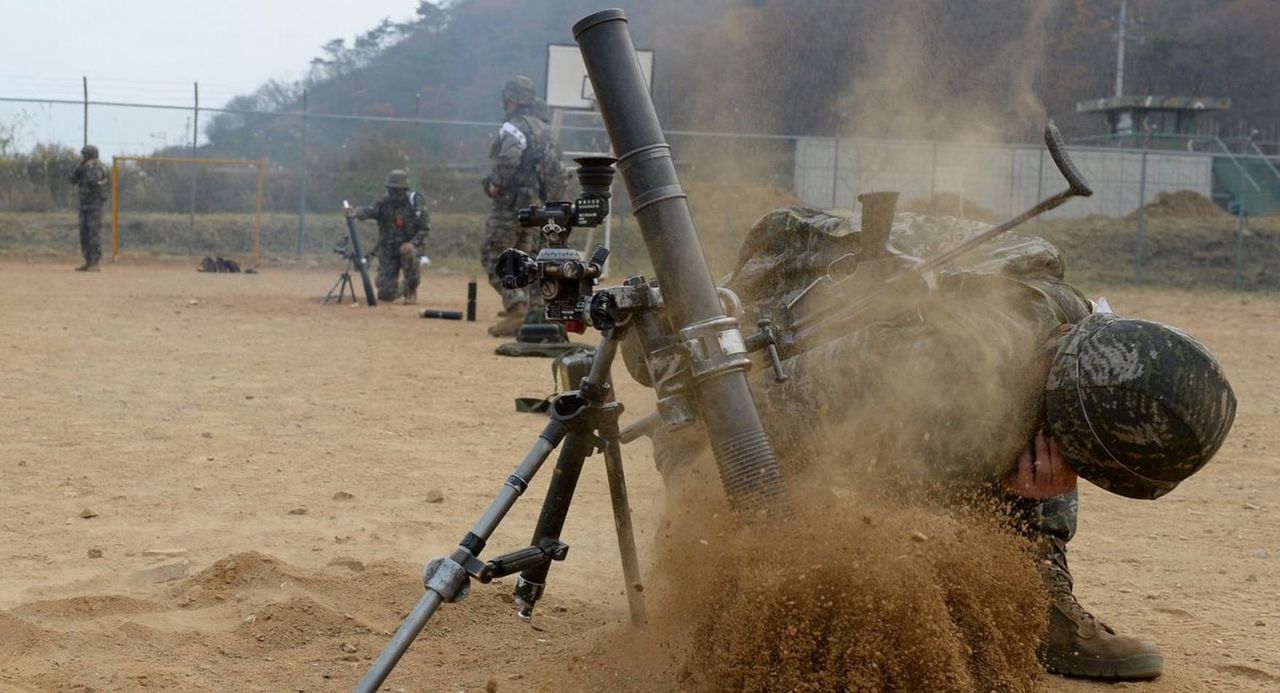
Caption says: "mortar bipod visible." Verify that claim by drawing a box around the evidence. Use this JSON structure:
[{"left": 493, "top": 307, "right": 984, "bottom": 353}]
[{"left": 355, "top": 328, "right": 646, "bottom": 693}]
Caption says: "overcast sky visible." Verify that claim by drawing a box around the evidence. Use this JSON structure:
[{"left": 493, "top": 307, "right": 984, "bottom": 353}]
[{"left": 0, "top": 0, "right": 423, "bottom": 153}]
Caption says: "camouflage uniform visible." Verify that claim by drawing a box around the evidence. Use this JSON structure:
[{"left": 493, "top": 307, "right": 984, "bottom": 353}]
[
  {"left": 533, "top": 97, "right": 572, "bottom": 202},
  {"left": 482, "top": 78, "right": 556, "bottom": 313},
  {"left": 650, "top": 207, "right": 1235, "bottom": 681},
  {"left": 354, "top": 189, "right": 430, "bottom": 302},
  {"left": 70, "top": 147, "right": 110, "bottom": 266},
  {"left": 654, "top": 208, "right": 1090, "bottom": 542}
]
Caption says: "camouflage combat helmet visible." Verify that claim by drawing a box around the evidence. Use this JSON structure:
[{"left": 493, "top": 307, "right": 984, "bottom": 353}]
[
  {"left": 502, "top": 76, "right": 537, "bottom": 107},
  {"left": 384, "top": 169, "right": 411, "bottom": 189},
  {"left": 81, "top": 144, "right": 99, "bottom": 159},
  {"left": 1045, "top": 312, "right": 1236, "bottom": 500}
]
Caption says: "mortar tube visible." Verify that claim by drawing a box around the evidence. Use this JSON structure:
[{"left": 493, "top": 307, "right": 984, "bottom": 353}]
[{"left": 574, "top": 9, "right": 789, "bottom": 513}]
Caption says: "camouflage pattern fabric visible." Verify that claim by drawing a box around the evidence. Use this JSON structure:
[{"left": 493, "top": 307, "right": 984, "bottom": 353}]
[
  {"left": 70, "top": 158, "right": 110, "bottom": 263},
  {"left": 728, "top": 207, "right": 1067, "bottom": 315},
  {"left": 653, "top": 207, "right": 1091, "bottom": 543},
  {"left": 1045, "top": 313, "right": 1237, "bottom": 499},
  {"left": 1009, "top": 488, "right": 1079, "bottom": 543},
  {"left": 532, "top": 109, "right": 572, "bottom": 202},
  {"left": 488, "top": 110, "right": 547, "bottom": 200},
  {"left": 374, "top": 243, "right": 419, "bottom": 302},
  {"left": 482, "top": 195, "right": 541, "bottom": 312},
  {"left": 77, "top": 208, "right": 104, "bottom": 264},
  {"left": 355, "top": 191, "right": 429, "bottom": 301},
  {"left": 483, "top": 108, "right": 552, "bottom": 312},
  {"left": 751, "top": 271, "right": 1090, "bottom": 488},
  {"left": 502, "top": 76, "right": 537, "bottom": 106}
]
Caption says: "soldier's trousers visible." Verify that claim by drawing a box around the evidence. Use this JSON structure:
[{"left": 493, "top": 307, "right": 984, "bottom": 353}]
[
  {"left": 79, "top": 207, "right": 103, "bottom": 264},
  {"left": 375, "top": 244, "right": 420, "bottom": 301},
  {"left": 1008, "top": 489, "right": 1078, "bottom": 544},
  {"left": 481, "top": 200, "right": 541, "bottom": 313}
]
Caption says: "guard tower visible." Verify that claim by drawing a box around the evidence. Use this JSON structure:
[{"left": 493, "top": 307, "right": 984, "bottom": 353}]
[
  {"left": 1077, "top": 95, "right": 1280, "bottom": 216},
  {"left": 1075, "top": 95, "right": 1230, "bottom": 143}
]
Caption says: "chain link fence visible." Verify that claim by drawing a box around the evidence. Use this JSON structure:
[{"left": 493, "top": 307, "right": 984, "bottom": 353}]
[{"left": 2, "top": 94, "right": 1278, "bottom": 287}]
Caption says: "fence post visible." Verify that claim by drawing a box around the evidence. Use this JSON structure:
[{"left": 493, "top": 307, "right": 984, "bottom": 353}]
[
  {"left": 81, "top": 77, "right": 88, "bottom": 148},
  {"left": 723, "top": 130, "right": 736, "bottom": 250},
  {"left": 188, "top": 82, "right": 199, "bottom": 252},
  {"left": 1234, "top": 205, "right": 1247, "bottom": 289},
  {"left": 929, "top": 140, "right": 938, "bottom": 203},
  {"left": 1034, "top": 146, "right": 1045, "bottom": 231},
  {"left": 830, "top": 136, "right": 840, "bottom": 208},
  {"left": 1006, "top": 146, "right": 1017, "bottom": 217},
  {"left": 297, "top": 90, "right": 309, "bottom": 259},
  {"left": 1135, "top": 130, "right": 1150, "bottom": 285}
]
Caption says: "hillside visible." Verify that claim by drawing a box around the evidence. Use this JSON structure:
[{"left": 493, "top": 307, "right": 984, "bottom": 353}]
[{"left": 202, "top": 0, "right": 1280, "bottom": 155}]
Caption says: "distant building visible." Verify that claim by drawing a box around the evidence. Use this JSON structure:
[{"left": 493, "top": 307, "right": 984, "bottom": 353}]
[
  {"left": 1075, "top": 95, "right": 1280, "bottom": 215},
  {"left": 1076, "top": 95, "right": 1230, "bottom": 139}
]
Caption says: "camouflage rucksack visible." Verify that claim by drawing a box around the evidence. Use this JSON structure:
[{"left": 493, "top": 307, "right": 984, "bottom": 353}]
[
  {"left": 726, "top": 206, "right": 1068, "bottom": 317},
  {"left": 540, "top": 134, "right": 571, "bottom": 202},
  {"left": 722, "top": 206, "right": 1234, "bottom": 497},
  {"left": 511, "top": 113, "right": 570, "bottom": 202}
]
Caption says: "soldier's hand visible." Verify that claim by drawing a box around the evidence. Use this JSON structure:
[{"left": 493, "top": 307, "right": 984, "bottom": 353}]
[
  {"left": 343, "top": 206, "right": 357, "bottom": 219},
  {"left": 1004, "top": 430, "right": 1078, "bottom": 499},
  {"left": 398, "top": 242, "right": 416, "bottom": 256},
  {"left": 486, "top": 182, "right": 500, "bottom": 198}
]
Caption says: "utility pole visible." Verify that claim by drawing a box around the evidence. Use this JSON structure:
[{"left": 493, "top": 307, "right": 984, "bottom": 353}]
[
  {"left": 297, "top": 90, "right": 309, "bottom": 258},
  {"left": 1113, "top": 0, "right": 1142, "bottom": 97},
  {"left": 82, "top": 77, "right": 88, "bottom": 147}
]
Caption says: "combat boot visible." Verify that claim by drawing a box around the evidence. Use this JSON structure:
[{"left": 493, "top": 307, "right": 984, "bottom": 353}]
[
  {"left": 487, "top": 304, "right": 528, "bottom": 337},
  {"left": 75, "top": 261, "right": 100, "bottom": 272},
  {"left": 402, "top": 289, "right": 417, "bottom": 305},
  {"left": 1038, "top": 539, "right": 1163, "bottom": 680}
]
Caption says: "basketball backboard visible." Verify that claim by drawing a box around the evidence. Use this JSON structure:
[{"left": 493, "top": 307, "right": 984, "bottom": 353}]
[{"left": 546, "top": 43, "right": 654, "bottom": 110}]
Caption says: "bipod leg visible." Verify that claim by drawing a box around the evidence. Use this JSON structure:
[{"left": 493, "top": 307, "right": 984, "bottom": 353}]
[
  {"left": 322, "top": 271, "right": 348, "bottom": 305},
  {"left": 340, "top": 270, "right": 356, "bottom": 303},
  {"left": 512, "top": 333, "right": 623, "bottom": 620},
  {"left": 356, "top": 398, "right": 586, "bottom": 693},
  {"left": 341, "top": 257, "right": 360, "bottom": 303}
]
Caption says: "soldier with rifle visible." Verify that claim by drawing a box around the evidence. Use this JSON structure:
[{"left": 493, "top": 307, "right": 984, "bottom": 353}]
[
  {"left": 344, "top": 169, "right": 430, "bottom": 304},
  {"left": 481, "top": 76, "right": 563, "bottom": 337},
  {"left": 646, "top": 205, "right": 1236, "bottom": 681},
  {"left": 69, "top": 144, "right": 110, "bottom": 272}
]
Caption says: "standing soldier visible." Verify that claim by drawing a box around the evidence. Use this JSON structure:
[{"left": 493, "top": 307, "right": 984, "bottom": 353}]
[
  {"left": 345, "top": 169, "right": 430, "bottom": 304},
  {"left": 70, "top": 144, "right": 109, "bottom": 272},
  {"left": 481, "top": 75, "right": 555, "bottom": 337}
]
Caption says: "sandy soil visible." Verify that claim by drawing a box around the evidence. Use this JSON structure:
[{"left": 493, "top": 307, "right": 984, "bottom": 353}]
[{"left": 0, "top": 259, "right": 1276, "bottom": 692}]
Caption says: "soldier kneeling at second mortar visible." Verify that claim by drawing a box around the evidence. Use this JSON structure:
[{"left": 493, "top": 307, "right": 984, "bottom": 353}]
[{"left": 345, "top": 169, "right": 431, "bottom": 304}]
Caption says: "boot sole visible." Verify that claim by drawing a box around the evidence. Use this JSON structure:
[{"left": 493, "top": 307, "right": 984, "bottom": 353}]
[{"left": 1043, "top": 651, "right": 1163, "bottom": 681}]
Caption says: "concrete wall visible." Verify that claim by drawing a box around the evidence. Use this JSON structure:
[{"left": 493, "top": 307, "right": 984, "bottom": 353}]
[{"left": 794, "top": 138, "right": 1215, "bottom": 219}]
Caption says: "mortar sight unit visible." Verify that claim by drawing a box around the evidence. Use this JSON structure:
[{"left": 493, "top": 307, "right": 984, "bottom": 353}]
[{"left": 496, "top": 156, "right": 617, "bottom": 333}]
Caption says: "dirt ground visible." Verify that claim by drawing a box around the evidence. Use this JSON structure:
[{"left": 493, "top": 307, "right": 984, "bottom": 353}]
[{"left": 0, "top": 259, "right": 1276, "bottom": 692}]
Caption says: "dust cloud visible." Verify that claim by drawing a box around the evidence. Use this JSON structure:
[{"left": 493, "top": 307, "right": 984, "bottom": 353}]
[
  {"left": 547, "top": 479, "right": 1047, "bottom": 692},
  {"left": 836, "top": 0, "right": 1052, "bottom": 143}
]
